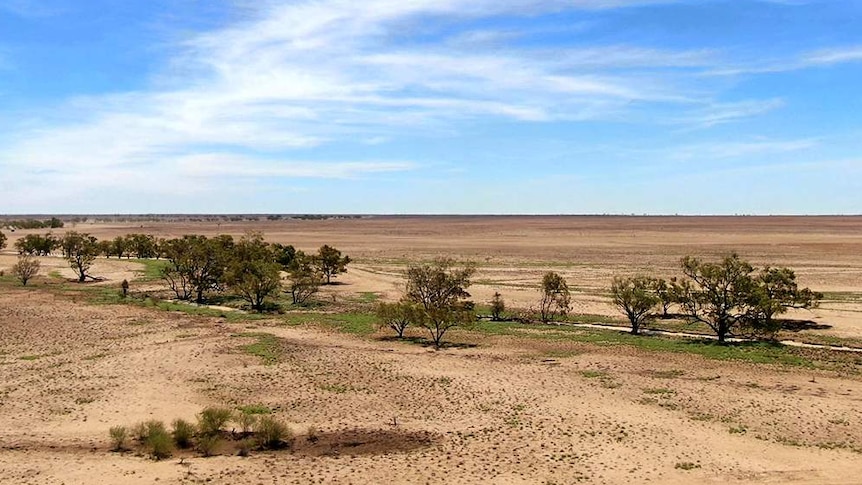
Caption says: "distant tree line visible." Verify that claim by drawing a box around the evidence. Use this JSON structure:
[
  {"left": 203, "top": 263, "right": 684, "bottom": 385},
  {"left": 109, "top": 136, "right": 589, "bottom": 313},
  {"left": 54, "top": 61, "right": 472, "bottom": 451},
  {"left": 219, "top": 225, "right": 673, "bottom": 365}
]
[{"left": 1, "top": 217, "right": 64, "bottom": 230}]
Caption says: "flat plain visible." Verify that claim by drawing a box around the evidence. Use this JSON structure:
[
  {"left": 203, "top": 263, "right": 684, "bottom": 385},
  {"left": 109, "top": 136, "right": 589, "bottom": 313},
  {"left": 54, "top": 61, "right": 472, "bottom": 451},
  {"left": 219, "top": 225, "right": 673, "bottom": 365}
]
[{"left": 1, "top": 215, "right": 861, "bottom": 484}]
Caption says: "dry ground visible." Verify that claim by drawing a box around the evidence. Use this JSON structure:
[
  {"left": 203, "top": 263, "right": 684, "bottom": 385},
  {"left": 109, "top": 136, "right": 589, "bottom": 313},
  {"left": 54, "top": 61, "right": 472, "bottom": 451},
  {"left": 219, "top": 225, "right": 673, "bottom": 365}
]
[
  {"left": 1, "top": 289, "right": 861, "bottom": 485},
  {"left": 1, "top": 216, "right": 861, "bottom": 484}
]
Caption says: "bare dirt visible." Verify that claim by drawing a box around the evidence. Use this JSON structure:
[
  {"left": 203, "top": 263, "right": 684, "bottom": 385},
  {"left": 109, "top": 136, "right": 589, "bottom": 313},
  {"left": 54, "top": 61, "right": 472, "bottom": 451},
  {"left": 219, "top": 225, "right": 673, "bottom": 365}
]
[{"left": 1, "top": 216, "right": 861, "bottom": 484}]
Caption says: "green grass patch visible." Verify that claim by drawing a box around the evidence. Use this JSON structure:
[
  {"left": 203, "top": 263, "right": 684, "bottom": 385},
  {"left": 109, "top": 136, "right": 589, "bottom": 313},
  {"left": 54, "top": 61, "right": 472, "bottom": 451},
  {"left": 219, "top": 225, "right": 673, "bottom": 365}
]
[
  {"left": 237, "top": 404, "right": 272, "bottom": 415},
  {"left": 353, "top": 292, "right": 380, "bottom": 304},
  {"left": 566, "top": 313, "right": 626, "bottom": 325},
  {"left": 129, "top": 259, "right": 171, "bottom": 282},
  {"left": 235, "top": 333, "right": 282, "bottom": 365},
  {"left": 470, "top": 321, "right": 841, "bottom": 370}
]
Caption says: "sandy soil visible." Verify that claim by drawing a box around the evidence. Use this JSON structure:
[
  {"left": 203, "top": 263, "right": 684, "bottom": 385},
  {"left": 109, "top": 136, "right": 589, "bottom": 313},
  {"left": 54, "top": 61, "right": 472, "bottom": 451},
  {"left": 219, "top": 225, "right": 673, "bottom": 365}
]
[{"left": 1, "top": 290, "right": 861, "bottom": 484}]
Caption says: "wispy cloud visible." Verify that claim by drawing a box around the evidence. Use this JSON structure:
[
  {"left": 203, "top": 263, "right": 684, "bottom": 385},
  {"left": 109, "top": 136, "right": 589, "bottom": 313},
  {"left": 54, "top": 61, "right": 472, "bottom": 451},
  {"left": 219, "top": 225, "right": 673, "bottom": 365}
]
[
  {"left": 176, "top": 154, "right": 415, "bottom": 179},
  {"left": 673, "top": 99, "right": 786, "bottom": 129},
  {"left": 669, "top": 138, "right": 818, "bottom": 161},
  {"left": 2, "top": 0, "right": 847, "bottom": 211},
  {"left": 705, "top": 45, "right": 862, "bottom": 76}
]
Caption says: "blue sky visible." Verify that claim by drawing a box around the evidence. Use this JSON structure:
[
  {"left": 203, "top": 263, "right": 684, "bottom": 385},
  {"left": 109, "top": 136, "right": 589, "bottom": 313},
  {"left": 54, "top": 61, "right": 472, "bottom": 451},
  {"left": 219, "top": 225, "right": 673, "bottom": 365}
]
[{"left": 0, "top": 0, "right": 860, "bottom": 214}]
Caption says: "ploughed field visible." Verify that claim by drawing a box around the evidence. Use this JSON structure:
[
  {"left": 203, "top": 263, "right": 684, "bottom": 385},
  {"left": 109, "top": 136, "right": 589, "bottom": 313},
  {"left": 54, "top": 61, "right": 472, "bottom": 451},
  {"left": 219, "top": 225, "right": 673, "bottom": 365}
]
[{"left": 1, "top": 215, "right": 861, "bottom": 484}]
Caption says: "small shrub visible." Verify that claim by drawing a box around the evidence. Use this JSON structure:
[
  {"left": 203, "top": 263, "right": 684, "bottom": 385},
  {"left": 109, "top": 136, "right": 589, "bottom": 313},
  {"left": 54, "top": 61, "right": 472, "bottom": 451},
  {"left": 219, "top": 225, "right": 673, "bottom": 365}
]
[
  {"left": 109, "top": 426, "right": 128, "bottom": 451},
  {"left": 675, "top": 462, "right": 701, "bottom": 470},
  {"left": 197, "top": 434, "right": 221, "bottom": 457},
  {"left": 236, "top": 412, "right": 257, "bottom": 434},
  {"left": 198, "top": 406, "right": 233, "bottom": 436},
  {"left": 132, "top": 422, "right": 149, "bottom": 443},
  {"left": 490, "top": 292, "right": 505, "bottom": 321},
  {"left": 172, "top": 419, "right": 196, "bottom": 449},
  {"left": 255, "top": 416, "right": 292, "bottom": 450},
  {"left": 144, "top": 421, "right": 173, "bottom": 460}
]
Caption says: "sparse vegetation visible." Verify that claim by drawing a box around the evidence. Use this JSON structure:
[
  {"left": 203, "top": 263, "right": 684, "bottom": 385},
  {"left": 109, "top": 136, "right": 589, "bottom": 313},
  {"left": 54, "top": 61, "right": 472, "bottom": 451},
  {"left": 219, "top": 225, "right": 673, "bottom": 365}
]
[
  {"left": 254, "top": 416, "right": 292, "bottom": 450},
  {"left": 109, "top": 425, "right": 128, "bottom": 451},
  {"left": 225, "top": 232, "right": 282, "bottom": 311},
  {"left": 239, "top": 333, "right": 283, "bottom": 365},
  {"left": 376, "top": 301, "right": 422, "bottom": 338},
  {"left": 144, "top": 421, "right": 174, "bottom": 460},
  {"left": 286, "top": 251, "right": 321, "bottom": 305},
  {"left": 314, "top": 244, "right": 351, "bottom": 284},
  {"left": 197, "top": 406, "right": 234, "bottom": 436},
  {"left": 12, "top": 254, "right": 40, "bottom": 286},
  {"left": 59, "top": 231, "right": 100, "bottom": 282},
  {"left": 539, "top": 271, "right": 571, "bottom": 323},
  {"left": 172, "top": 419, "right": 196, "bottom": 448},
  {"left": 610, "top": 275, "right": 659, "bottom": 334},
  {"left": 490, "top": 291, "right": 505, "bottom": 321},
  {"left": 677, "top": 254, "right": 822, "bottom": 342},
  {"left": 404, "top": 257, "right": 476, "bottom": 348}
]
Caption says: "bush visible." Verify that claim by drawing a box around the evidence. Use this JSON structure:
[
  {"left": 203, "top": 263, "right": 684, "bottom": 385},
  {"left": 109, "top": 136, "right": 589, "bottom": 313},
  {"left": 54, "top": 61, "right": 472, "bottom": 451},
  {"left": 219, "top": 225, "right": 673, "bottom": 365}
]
[
  {"left": 490, "top": 292, "right": 505, "bottom": 321},
  {"left": 144, "top": 421, "right": 173, "bottom": 460},
  {"left": 12, "top": 255, "right": 40, "bottom": 286},
  {"left": 197, "top": 434, "right": 221, "bottom": 457},
  {"left": 236, "top": 412, "right": 257, "bottom": 434},
  {"left": 172, "top": 419, "right": 196, "bottom": 449},
  {"left": 132, "top": 422, "right": 149, "bottom": 443},
  {"left": 109, "top": 425, "right": 128, "bottom": 451},
  {"left": 197, "top": 406, "right": 233, "bottom": 436},
  {"left": 254, "top": 416, "right": 292, "bottom": 450}
]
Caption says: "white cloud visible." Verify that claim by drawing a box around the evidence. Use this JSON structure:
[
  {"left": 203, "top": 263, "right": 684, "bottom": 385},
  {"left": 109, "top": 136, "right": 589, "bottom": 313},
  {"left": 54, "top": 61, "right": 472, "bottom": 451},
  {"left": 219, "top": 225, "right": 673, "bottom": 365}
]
[
  {"left": 673, "top": 99, "right": 786, "bottom": 129},
  {"left": 803, "top": 46, "right": 862, "bottom": 65},
  {"left": 175, "top": 154, "right": 415, "bottom": 179},
  {"left": 1, "top": 0, "right": 808, "bottom": 210},
  {"left": 669, "top": 138, "right": 818, "bottom": 161}
]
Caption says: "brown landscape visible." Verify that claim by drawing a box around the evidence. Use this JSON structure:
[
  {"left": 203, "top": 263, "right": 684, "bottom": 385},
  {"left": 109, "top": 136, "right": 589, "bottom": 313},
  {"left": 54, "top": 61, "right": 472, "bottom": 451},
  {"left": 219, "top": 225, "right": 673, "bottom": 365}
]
[{"left": 1, "top": 215, "right": 861, "bottom": 484}]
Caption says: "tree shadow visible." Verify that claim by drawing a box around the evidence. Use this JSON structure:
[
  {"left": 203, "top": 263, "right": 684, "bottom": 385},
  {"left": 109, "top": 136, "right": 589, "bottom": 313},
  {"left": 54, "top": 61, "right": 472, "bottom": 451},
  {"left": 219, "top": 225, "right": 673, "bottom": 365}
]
[
  {"left": 376, "top": 335, "right": 478, "bottom": 349},
  {"left": 778, "top": 319, "right": 832, "bottom": 332}
]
